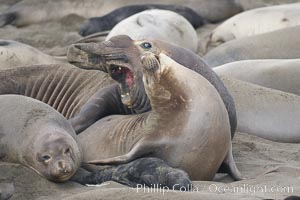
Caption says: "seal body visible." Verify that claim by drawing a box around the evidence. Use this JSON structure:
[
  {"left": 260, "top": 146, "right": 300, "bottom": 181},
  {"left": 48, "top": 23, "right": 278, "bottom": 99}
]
[
  {"left": 204, "top": 26, "right": 300, "bottom": 67},
  {"left": 0, "top": 95, "right": 82, "bottom": 182},
  {"left": 106, "top": 10, "right": 198, "bottom": 52},
  {"left": 214, "top": 59, "right": 300, "bottom": 95},
  {"left": 209, "top": 3, "right": 300, "bottom": 46},
  {"left": 235, "top": 0, "right": 300, "bottom": 10},
  {"left": 221, "top": 77, "right": 300, "bottom": 143},
  {"left": 78, "top": 53, "right": 233, "bottom": 180},
  {"left": 0, "top": 0, "right": 241, "bottom": 27},
  {"left": 79, "top": 4, "right": 205, "bottom": 36},
  {"left": 0, "top": 40, "right": 65, "bottom": 69}
]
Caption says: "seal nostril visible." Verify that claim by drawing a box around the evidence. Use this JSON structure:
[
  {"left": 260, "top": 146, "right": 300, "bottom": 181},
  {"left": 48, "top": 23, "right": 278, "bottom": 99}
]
[{"left": 64, "top": 148, "right": 70, "bottom": 154}]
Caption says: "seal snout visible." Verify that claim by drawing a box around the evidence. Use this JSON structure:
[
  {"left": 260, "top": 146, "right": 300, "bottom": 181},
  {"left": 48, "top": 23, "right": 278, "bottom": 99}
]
[
  {"left": 141, "top": 53, "right": 160, "bottom": 74},
  {"left": 51, "top": 160, "right": 74, "bottom": 181}
]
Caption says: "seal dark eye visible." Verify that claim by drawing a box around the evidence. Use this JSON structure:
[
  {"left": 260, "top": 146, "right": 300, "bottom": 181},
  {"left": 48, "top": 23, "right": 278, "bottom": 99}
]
[
  {"left": 42, "top": 155, "right": 51, "bottom": 161},
  {"left": 140, "top": 42, "right": 152, "bottom": 49}
]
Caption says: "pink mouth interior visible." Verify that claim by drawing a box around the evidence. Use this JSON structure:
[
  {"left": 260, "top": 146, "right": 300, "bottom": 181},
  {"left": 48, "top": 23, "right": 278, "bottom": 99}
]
[{"left": 125, "top": 69, "right": 134, "bottom": 87}]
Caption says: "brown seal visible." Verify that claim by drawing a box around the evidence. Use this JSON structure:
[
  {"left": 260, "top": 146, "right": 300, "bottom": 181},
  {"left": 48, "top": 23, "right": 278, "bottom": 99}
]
[
  {"left": 0, "top": 95, "right": 82, "bottom": 182},
  {"left": 67, "top": 35, "right": 241, "bottom": 180},
  {"left": 76, "top": 53, "right": 235, "bottom": 180}
]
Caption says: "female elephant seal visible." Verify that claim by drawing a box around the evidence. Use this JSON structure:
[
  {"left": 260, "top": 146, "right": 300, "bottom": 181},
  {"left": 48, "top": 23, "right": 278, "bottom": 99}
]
[
  {"left": 77, "top": 53, "right": 237, "bottom": 181},
  {"left": 0, "top": 0, "right": 241, "bottom": 27},
  {"left": 209, "top": 3, "right": 300, "bottom": 46},
  {"left": 106, "top": 10, "right": 198, "bottom": 52},
  {"left": 0, "top": 40, "right": 66, "bottom": 69},
  {"left": 0, "top": 95, "right": 82, "bottom": 182},
  {"left": 214, "top": 59, "right": 300, "bottom": 95},
  {"left": 204, "top": 26, "right": 300, "bottom": 67},
  {"left": 79, "top": 4, "right": 205, "bottom": 36}
]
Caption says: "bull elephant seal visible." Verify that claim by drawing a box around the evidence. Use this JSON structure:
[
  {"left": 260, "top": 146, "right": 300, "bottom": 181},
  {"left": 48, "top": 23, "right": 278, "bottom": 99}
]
[
  {"left": 0, "top": 40, "right": 66, "bottom": 69},
  {"left": 79, "top": 4, "right": 205, "bottom": 36},
  {"left": 77, "top": 53, "right": 238, "bottom": 181},
  {"left": 0, "top": 64, "right": 116, "bottom": 119},
  {"left": 0, "top": 0, "right": 241, "bottom": 27},
  {"left": 204, "top": 26, "right": 300, "bottom": 67},
  {"left": 209, "top": 3, "right": 300, "bottom": 46},
  {"left": 106, "top": 10, "right": 198, "bottom": 52},
  {"left": 214, "top": 59, "right": 300, "bottom": 95},
  {"left": 0, "top": 95, "right": 82, "bottom": 182}
]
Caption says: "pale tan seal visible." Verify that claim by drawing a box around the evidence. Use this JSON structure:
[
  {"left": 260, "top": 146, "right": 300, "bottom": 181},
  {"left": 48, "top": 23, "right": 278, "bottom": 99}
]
[
  {"left": 209, "top": 3, "right": 300, "bottom": 46},
  {"left": 221, "top": 77, "right": 300, "bottom": 143},
  {"left": 0, "top": 40, "right": 66, "bottom": 69},
  {"left": 204, "top": 26, "right": 300, "bottom": 67},
  {"left": 0, "top": 95, "right": 82, "bottom": 182},
  {"left": 106, "top": 10, "right": 198, "bottom": 52},
  {"left": 214, "top": 59, "right": 300, "bottom": 95}
]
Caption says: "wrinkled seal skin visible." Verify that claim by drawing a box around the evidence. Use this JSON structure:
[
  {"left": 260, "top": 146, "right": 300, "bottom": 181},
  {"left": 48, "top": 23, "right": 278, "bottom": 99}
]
[
  {"left": 67, "top": 35, "right": 237, "bottom": 138},
  {"left": 0, "top": 64, "right": 121, "bottom": 120},
  {"left": 79, "top": 4, "right": 205, "bottom": 36},
  {"left": 0, "top": 95, "right": 82, "bottom": 182},
  {"left": 76, "top": 53, "right": 238, "bottom": 180},
  {"left": 71, "top": 157, "right": 192, "bottom": 190}
]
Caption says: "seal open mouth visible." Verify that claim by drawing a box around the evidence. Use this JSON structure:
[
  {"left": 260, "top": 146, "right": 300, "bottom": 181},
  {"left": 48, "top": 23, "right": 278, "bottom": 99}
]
[{"left": 108, "top": 64, "right": 135, "bottom": 106}]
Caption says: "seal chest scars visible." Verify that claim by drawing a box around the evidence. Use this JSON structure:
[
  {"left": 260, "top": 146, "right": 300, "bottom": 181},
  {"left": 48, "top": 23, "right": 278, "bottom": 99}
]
[
  {"left": 0, "top": 95, "right": 82, "bottom": 182},
  {"left": 78, "top": 53, "right": 232, "bottom": 180}
]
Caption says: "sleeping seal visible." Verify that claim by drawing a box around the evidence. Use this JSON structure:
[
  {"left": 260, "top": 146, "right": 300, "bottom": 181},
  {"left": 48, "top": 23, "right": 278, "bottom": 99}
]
[
  {"left": 204, "top": 26, "right": 300, "bottom": 67},
  {"left": 106, "top": 10, "right": 199, "bottom": 52},
  {"left": 209, "top": 3, "right": 300, "bottom": 46},
  {"left": 0, "top": 40, "right": 66, "bottom": 69},
  {"left": 79, "top": 4, "right": 205, "bottom": 36},
  {"left": 0, "top": 0, "right": 241, "bottom": 27},
  {"left": 214, "top": 59, "right": 300, "bottom": 95}
]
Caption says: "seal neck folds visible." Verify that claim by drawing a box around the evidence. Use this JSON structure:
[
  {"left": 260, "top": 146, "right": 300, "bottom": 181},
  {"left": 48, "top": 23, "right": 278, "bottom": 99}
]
[{"left": 141, "top": 53, "right": 194, "bottom": 125}]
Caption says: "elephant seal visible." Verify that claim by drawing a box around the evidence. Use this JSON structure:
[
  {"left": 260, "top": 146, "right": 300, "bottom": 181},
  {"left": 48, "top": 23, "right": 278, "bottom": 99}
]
[
  {"left": 106, "top": 10, "right": 198, "bottom": 52},
  {"left": 204, "top": 26, "right": 300, "bottom": 67},
  {"left": 209, "top": 3, "right": 300, "bottom": 46},
  {"left": 67, "top": 36, "right": 241, "bottom": 181},
  {"left": 221, "top": 77, "right": 300, "bottom": 143},
  {"left": 235, "top": 0, "right": 300, "bottom": 11},
  {"left": 77, "top": 53, "right": 237, "bottom": 181},
  {"left": 214, "top": 59, "right": 300, "bottom": 95},
  {"left": 67, "top": 35, "right": 237, "bottom": 139},
  {"left": 79, "top": 4, "right": 205, "bottom": 36},
  {"left": 0, "top": 0, "right": 241, "bottom": 27},
  {"left": 72, "top": 157, "right": 192, "bottom": 190},
  {"left": 0, "top": 64, "right": 117, "bottom": 120},
  {"left": 0, "top": 95, "right": 82, "bottom": 182},
  {"left": 0, "top": 40, "right": 66, "bottom": 69}
]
